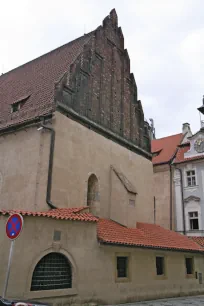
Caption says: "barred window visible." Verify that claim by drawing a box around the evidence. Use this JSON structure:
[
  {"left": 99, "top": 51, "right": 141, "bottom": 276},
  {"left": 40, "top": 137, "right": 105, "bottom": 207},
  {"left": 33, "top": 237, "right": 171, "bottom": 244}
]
[{"left": 31, "top": 252, "right": 72, "bottom": 291}]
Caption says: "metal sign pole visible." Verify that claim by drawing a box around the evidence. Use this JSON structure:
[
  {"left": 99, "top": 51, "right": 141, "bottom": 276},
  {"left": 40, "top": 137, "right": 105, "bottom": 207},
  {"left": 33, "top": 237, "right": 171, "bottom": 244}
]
[{"left": 2, "top": 240, "right": 15, "bottom": 299}]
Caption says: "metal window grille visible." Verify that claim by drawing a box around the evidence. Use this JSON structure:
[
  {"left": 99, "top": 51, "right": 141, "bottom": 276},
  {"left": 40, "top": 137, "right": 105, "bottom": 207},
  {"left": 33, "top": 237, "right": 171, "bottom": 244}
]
[
  {"left": 186, "top": 170, "right": 196, "bottom": 186},
  {"left": 117, "top": 257, "right": 128, "bottom": 278},
  {"left": 185, "top": 257, "right": 193, "bottom": 274},
  {"left": 156, "top": 256, "right": 164, "bottom": 275},
  {"left": 31, "top": 252, "right": 72, "bottom": 291},
  {"left": 189, "top": 212, "right": 199, "bottom": 230}
]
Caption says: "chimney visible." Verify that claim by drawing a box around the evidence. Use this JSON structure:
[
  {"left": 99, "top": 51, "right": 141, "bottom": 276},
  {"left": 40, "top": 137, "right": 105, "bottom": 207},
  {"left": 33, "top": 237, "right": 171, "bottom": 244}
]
[{"left": 182, "top": 123, "right": 191, "bottom": 135}]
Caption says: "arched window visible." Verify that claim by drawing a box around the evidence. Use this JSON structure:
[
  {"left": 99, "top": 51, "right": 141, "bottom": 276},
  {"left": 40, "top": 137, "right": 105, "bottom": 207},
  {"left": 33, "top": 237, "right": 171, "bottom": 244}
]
[
  {"left": 87, "top": 174, "right": 100, "bottom": 216},
  {"left": 31, "top": 252, "right": 72, "bottom": 291},
  {"left": 87, "top": 174, "right": 99, "bottom": 206}
]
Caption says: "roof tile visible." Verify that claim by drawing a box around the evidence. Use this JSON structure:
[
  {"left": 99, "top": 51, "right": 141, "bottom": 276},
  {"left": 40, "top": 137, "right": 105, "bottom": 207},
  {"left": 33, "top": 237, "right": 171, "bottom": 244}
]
[
  {"left": 0, "top": 33, "right": 93, "bottom": 131},
  {"left": 151, "top": 133, "right": 183, "bottom": 165},
  {"left": 174, "top": 144, "right": 204, "bottom": 164},
  {"left": 0, "top": 207, "right": 98, "bottom": 222},
  {"left": 1, "top": 208, "right": 201, "bottom": 252},
  {"left": 190, "top": 237, "right": 204, "bottom": 248},
  {"left": 97, "top": 219, "right": 204, "bottom": 252}
]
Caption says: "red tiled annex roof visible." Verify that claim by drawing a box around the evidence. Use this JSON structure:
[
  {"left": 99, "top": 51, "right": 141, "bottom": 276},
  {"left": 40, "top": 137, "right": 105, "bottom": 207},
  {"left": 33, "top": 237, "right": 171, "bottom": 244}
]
[
  {"left": 151, "top": 133, "right": 183, "bottom": 165},
  {"left": 1, "top": 208, "right": 202, "bottom": 252},
  {"left": 0, "top": 33, "right": 93, "bottom": 131},
  {"left": 97, "top": 219, "right": 204, "bottom": 252},
  {"left": 190, "top": 237, "right": 204, "bottom": 248},
  {"left": 0, "top": 207, "right": 98, "bottom": 222},
  {"left": 174, "top": 144, "right": 204, "bottom": 164}
]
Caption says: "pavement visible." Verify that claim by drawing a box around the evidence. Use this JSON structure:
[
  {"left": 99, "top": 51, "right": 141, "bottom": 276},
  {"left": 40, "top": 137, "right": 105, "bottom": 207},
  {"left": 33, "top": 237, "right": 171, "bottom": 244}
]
[{"left": 114, "top": 295, "right": 204, "bottom": 305}]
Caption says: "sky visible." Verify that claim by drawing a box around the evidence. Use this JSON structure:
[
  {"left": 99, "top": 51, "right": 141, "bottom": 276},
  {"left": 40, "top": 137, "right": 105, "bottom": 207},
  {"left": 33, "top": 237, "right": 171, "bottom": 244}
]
[{"left": 1, "top": 0, "right": 204, "bottom": 139}]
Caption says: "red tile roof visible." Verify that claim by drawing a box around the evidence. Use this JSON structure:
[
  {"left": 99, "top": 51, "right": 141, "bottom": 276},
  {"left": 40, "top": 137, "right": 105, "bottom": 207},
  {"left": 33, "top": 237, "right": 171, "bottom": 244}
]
[
  {"left": 151, "top": 133, "right": 183, "bottom": 165},
  {"left": 1, "top": 208, "right": 202, "bottom": 252},
  {"left": 0, "top": 33, "right": 93, "bottom": 131},
  {"left": 190, "top": 237, "right": 204, "bottom": 248},
  {"left": 97, "top": 219, "right": 204, "bottom": 252},
  {"left": 174, "top": 144, "right": 204, "bottom": 164},
  {"left": 0, "top": 207, "right": 98, "bottom": 222}
]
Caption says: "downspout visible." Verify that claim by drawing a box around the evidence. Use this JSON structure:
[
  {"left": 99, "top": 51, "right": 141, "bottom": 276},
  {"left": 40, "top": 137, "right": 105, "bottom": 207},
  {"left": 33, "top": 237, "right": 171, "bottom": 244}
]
[
  {"left": 169, "top": 164, "right": 173, "bottom": 230},
  {"left": 39, "top": 123, "right": 57, "bottom": 209},
  {"left": 154, "top": 196, "right": 156, "bottom": 224},
  {"left": 175, "top": 167, "right": 186, "bottom": 235}
]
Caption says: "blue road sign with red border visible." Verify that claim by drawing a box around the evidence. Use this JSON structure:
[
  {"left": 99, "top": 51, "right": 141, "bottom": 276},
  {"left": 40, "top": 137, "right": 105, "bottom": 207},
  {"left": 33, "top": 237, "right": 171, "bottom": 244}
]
[{"left": 6, "top": 213, "right": 23, "bottom": 240}]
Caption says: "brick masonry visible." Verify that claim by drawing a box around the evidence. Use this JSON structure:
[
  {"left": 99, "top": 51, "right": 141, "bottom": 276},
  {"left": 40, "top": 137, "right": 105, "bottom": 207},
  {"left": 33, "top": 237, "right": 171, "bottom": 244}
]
[{"left": 57, "top": 9, "right": 149, "bottom": 152}]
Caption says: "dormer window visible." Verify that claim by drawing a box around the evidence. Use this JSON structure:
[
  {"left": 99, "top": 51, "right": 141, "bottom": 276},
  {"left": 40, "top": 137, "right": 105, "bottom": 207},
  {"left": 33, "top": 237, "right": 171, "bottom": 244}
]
[
  {"left": 11, "top": 102, "right": 21, "bottom": 113},
  {"left": 11, "top": 95, "right": 30, "bottom": 113}
]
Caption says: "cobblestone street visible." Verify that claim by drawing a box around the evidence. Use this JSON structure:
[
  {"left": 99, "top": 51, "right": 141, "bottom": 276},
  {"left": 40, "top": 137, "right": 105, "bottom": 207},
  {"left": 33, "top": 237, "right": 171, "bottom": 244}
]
[{"left": 114, "top": 295, "right": 204, "bottom": 305}]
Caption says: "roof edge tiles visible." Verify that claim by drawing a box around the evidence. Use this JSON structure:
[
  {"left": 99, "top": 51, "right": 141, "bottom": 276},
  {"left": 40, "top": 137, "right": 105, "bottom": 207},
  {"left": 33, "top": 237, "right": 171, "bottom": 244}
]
[{"left": 0, "top": 207, "right": 98, "bottom": 222}]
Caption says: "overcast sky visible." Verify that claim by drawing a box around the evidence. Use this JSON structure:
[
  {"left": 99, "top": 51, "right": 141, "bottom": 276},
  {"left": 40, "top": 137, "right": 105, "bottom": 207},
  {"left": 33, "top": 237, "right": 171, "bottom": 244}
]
[{"left": 1, "top": 0, "right": 203, "bottom": 138}]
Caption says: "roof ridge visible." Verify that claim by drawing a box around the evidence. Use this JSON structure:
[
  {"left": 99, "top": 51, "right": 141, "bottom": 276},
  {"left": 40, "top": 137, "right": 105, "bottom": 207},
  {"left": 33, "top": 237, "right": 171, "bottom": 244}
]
[{"left": 0, "top": 31, "right": 94, "bottom": 78}]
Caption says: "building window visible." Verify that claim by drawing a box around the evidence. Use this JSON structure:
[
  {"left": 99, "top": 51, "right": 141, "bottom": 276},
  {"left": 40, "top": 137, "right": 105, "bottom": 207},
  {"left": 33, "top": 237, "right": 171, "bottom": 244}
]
[
  {"left": 185, "top": 257, "right": 193, "bottom": 275},
  {"left": 156, "top": 256, "right": 165, "bottom": 275},
  {"left": 189, "top": 212, "right": 199, "bottom": 230},
  {"left": 11, "top": 102, "right": 21, "bottom": 113},
  {"left": 31, "top": 252, "right": 72, "bottom": 291},
  {"left": 11, "top": 95, "right": 30, "bottom": 113},
  {"left": 117, "top": 256, "right": 128, "bottom": 278},
  {"left": 87, "top": 174, "right": 100, "bottom": 215},
  {"left": 186, "top": 170, "right": 196, "bottom": 187}
]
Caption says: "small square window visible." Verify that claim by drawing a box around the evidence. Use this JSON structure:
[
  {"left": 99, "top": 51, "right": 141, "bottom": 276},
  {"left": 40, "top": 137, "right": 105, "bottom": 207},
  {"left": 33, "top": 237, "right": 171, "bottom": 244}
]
[
  {"left": 12, "top": 103, "right": 20, "bottom": 113},
  {"left": 185, "top": 257, "right": 193, "bottom": 275},
  {"left": 156, "top": 256, "right": 165, "bottom": 276},
  {"left": 117, "top": 256, "right": 128, "bottom": 278}
]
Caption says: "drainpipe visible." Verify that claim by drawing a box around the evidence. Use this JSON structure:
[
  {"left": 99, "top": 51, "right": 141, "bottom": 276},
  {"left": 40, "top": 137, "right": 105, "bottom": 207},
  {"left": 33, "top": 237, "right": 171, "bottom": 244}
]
[
  {"left": 169, "top": 164, "right": 173, "bottom": 230},
  {"left": 38, "top": 123, "right": 57, "bottom": 209},
  {"left": 175, "top": 167, "right": 186, "bottom": 235},
  {"left": 154, "top": 196, "right": 156, "bottom": 224}
]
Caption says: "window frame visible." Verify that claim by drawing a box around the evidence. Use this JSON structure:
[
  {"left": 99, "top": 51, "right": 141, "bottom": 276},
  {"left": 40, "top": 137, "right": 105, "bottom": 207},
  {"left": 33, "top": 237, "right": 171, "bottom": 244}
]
[
  {"left": 188, "top": 211, "right": 199, "bottom": 230},
  {"left": 185, "top": 256, "right": 194, "bottom": 278},
  {"left": 115, "top": 253, "right": 131, "bottom": 283},
  {"left": 155, "top": 255, "right": 167, "bottom": 279},
  {"left": 186, "top": 170, "right": 196, "bottom": 187}
]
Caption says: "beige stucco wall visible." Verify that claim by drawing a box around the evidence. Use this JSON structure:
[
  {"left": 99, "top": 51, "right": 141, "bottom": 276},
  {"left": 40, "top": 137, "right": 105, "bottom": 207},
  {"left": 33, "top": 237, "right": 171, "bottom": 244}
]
[
  {"left": 51, "top": 112, "right": 154, "bottom": 225},
  {"left": 0, "top": 126, "right": 50, "bottom": 211},
  {"left": 0, "top": 215, "right": 204, "bottom": 305},
  {"left": 153, "top": 164, "right": 172, "bottom": 229},
  {"left": 0, "top": 112, "right": 154, "bottom": 226}
]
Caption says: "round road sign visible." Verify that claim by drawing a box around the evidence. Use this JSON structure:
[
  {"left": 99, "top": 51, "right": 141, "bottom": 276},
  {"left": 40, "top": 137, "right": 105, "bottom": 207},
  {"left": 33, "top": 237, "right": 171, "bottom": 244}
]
[{"left": 6, "top": 213, "right": 24, "bottom": 240}]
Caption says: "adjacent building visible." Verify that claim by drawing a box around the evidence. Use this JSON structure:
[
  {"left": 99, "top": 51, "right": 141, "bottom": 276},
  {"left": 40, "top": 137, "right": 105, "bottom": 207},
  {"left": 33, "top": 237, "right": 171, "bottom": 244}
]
[
  {"left": 152, "top": 99, "right": 204, "bottom": 238},
  {"left": 173, "top": 101, "right": 204, "bottom": 236},
  {"left": 0, "top": 10, "right": 204, "bottom": 305},
  {"left": 151, "top": 123, "right": 192, "bottom": 230}
]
